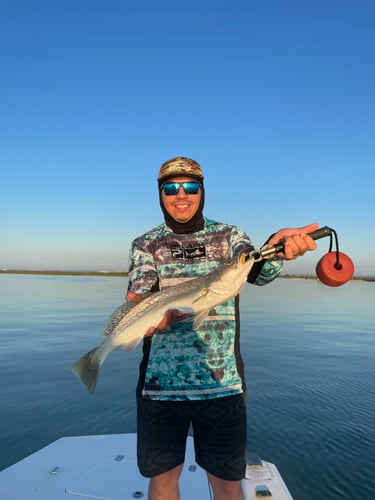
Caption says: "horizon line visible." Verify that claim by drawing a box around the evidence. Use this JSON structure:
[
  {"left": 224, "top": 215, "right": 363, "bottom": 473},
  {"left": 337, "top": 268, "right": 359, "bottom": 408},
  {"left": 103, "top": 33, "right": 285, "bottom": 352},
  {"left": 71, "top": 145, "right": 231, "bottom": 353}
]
[{"left": 1, "top": 269, "right": 374, "bottom": 281}]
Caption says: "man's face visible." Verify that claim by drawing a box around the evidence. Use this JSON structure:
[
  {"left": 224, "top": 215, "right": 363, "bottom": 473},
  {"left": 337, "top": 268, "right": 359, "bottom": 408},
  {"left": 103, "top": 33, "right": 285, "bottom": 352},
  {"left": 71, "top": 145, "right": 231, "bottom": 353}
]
[{"left": 160, "top": 176, "right": 202, "bottom": 223}]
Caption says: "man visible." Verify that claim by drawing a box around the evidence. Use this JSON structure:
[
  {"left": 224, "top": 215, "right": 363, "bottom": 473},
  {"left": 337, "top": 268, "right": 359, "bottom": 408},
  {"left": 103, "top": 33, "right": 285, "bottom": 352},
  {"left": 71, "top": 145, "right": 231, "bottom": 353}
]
[{"left": 127, "top": 157, "right": 317, "bottom": 500}]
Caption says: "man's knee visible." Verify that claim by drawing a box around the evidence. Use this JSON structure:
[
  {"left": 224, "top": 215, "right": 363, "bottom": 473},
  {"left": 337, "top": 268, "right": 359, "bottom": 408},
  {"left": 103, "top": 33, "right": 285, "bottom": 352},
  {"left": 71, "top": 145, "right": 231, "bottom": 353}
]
[
  {"left": 148, "top": 464, "right": 184, "bottom": 500},
  {"left": 207, "top": 472, "right": 244, "bottom": 500}
]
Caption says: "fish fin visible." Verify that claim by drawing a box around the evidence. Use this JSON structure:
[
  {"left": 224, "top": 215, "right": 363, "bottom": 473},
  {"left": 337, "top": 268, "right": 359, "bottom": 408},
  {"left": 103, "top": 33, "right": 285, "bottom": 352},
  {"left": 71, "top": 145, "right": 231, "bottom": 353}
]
[
  {"left": 191, "top": 288, "right": 210, "bottom": 305},
  {"left": 71, "top": 347, "right": 100, "bottom": 394},
  {"left": 119, "top": 336, "right": 143, "bottom": 352},
  {"left": 192, "top": 310, "right": 210, "bottom": 330}
]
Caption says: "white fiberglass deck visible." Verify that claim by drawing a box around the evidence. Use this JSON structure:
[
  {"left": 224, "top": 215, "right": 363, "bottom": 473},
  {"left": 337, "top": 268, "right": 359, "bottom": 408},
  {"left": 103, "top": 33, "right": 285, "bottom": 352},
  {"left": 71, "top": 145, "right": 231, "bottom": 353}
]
[{"left": 0, "top": 433, "right": 293, "bottom": 499}]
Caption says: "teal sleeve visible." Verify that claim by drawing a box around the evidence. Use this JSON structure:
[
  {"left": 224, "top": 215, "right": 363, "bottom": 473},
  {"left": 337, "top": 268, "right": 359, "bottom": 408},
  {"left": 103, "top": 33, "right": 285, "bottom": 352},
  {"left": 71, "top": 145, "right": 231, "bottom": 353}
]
[{"left": 252, "top": 258, "right": 283, "bottom": 286}]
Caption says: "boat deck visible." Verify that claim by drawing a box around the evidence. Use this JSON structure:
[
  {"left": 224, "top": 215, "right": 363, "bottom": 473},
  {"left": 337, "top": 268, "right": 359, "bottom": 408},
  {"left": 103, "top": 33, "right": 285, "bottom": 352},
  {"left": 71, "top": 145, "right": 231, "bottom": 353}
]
[{"left": 0, "top": 433, "right": 293, "bottom": 499}]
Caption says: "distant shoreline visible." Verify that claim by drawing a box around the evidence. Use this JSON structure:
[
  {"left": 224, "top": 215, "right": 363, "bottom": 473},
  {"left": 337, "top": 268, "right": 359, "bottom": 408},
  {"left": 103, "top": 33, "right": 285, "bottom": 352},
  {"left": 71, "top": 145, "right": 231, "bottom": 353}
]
[
  {"left": 0, "top": 269, "right": 129, "bottom": 277},
  {"left": 1, "top": 269, "right": 374, "bottom": 282}
]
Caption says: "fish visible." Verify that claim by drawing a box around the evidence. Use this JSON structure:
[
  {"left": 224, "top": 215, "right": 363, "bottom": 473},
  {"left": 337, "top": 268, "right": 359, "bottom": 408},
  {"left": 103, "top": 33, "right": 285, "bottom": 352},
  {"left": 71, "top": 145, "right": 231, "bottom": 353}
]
[{"left": 71, "top": 252, "right": 255, "bottom": 393}]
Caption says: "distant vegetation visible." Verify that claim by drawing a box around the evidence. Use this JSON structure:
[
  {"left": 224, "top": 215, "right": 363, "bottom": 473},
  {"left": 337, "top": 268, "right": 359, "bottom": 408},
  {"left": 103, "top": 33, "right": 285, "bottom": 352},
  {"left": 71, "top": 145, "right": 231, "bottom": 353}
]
[
  {"left": 1, "top": 270, "right": 374, "bottom": 281},
  {"left": 281, "top": 274, "right": 374, "bottom": 282},
  {"left": 0, "top": 269, "right": 128, "bottom": 277}
]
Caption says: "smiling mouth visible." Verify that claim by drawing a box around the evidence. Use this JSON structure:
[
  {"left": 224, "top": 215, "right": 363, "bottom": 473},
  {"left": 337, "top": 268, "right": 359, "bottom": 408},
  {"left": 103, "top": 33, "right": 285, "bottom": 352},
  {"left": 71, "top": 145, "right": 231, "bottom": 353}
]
[{"left": 174, "top": 203, "right": 191, "bottom": 209}]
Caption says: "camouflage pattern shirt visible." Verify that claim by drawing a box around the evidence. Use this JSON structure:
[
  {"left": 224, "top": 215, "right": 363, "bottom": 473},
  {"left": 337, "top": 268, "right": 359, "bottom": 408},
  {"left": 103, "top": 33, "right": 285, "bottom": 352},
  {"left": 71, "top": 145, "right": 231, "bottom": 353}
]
[{"left": 127, "top": 217, "right": 282, "bottom": 401}]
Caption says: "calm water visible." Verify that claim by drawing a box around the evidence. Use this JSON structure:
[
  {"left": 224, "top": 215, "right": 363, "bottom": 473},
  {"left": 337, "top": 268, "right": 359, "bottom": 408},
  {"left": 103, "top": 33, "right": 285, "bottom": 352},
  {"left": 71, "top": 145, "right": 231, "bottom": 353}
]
[{"left": 0, "top": 274, "right": 374, "bottom": 499}]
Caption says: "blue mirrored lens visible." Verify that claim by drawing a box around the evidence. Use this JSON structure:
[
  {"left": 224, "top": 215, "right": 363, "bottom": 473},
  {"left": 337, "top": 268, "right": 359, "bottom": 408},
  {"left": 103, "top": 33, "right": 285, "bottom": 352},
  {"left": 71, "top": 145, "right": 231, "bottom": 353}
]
[{"left": 162, "top": 182, "right": 201, "bottom": 195}]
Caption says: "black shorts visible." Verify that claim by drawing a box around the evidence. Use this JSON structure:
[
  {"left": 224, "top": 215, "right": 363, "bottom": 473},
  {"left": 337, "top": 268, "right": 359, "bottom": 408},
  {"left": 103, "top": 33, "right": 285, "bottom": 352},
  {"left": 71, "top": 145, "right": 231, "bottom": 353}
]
[{"left": 137, "top": 394, "right": 247, "bottom": 480}]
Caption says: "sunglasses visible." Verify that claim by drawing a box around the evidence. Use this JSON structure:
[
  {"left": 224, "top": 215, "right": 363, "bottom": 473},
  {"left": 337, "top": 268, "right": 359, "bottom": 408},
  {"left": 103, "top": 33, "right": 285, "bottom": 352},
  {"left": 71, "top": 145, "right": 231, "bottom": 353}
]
[{"left": 161, "top": 181, "right": 202, "bottom": 196}]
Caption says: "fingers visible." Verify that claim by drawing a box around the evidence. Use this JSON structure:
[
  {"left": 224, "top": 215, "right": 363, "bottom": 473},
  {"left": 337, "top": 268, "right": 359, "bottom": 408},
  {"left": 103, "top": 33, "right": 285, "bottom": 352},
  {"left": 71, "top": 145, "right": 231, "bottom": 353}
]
[
  {"left": 158, "top": 309, "right": 187, "bottom": 330},
  {"left": 127, "top": 291, "right": 143, "bottom": 303},
  {"left": 145, "top": 326, "right": 157, "bottom": 337},
  {"left": 299, "top": 222, "right": 319, "bottom": 234},
  {"left": 146, "top": 309, "right": 188, "bottom": 337},
  {"left": 283, "top": 233, "right": 317, "bottom": 260},
  {"left": 268, "top": 222, "right": 319, "bottom": 260},
  {"left": 157, "top": 309, "right": 175, "bottom": 331}
]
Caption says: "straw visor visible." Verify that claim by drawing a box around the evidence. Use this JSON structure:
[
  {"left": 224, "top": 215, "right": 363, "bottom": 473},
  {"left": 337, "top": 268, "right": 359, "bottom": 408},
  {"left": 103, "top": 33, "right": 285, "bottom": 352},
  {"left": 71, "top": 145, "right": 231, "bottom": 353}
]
[{"left": 157, "top": 157, "right": 204, "bottom": 185}]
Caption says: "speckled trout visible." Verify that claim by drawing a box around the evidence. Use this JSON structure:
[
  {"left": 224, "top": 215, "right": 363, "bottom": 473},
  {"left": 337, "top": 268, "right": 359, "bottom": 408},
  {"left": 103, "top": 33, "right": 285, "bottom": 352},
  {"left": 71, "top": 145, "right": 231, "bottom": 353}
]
[{"left": 71, "top": 253, "right": 255, "bottom": 393}]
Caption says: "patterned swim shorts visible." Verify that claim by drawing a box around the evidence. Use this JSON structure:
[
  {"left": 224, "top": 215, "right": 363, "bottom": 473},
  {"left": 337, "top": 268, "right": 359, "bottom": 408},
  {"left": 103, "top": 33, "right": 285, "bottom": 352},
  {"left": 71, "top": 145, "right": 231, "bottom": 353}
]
[{"left": 137, "top": 394, "right": 247, "bottom": 480}]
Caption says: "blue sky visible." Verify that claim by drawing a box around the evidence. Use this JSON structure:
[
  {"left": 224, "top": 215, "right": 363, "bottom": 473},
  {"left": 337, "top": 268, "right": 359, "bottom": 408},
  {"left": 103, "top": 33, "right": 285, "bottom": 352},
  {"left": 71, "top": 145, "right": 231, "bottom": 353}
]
[{"left": 1, "top": 0, "right": 374, "bottom": 275}]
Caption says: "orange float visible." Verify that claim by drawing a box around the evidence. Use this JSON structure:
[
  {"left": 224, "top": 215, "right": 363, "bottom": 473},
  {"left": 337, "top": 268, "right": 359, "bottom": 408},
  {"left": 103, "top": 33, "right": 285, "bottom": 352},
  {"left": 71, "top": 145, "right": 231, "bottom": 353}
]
[{"left": 316, "top": 251, "right": 354, "bottom": 287}]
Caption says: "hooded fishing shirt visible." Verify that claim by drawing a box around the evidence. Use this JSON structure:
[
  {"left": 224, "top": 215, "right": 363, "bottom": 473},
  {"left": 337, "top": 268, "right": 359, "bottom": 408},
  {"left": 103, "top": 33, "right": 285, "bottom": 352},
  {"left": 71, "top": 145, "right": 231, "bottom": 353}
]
[{"left": 127, "top": 217, "right": 282, "bottom": 401}]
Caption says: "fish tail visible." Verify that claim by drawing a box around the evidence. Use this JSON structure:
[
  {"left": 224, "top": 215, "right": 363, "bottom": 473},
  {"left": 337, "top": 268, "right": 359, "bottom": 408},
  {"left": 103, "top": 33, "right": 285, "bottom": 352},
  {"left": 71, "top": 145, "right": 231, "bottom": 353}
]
[{"left": 71, "top": 347, "right": 101, "bottom": 394}]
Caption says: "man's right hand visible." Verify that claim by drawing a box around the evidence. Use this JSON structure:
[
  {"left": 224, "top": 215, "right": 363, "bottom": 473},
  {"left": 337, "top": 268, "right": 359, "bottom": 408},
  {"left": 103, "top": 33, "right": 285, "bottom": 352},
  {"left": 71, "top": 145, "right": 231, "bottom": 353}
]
[{"left": 127, "top": 292, "right": 187, "bottom": 337}]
